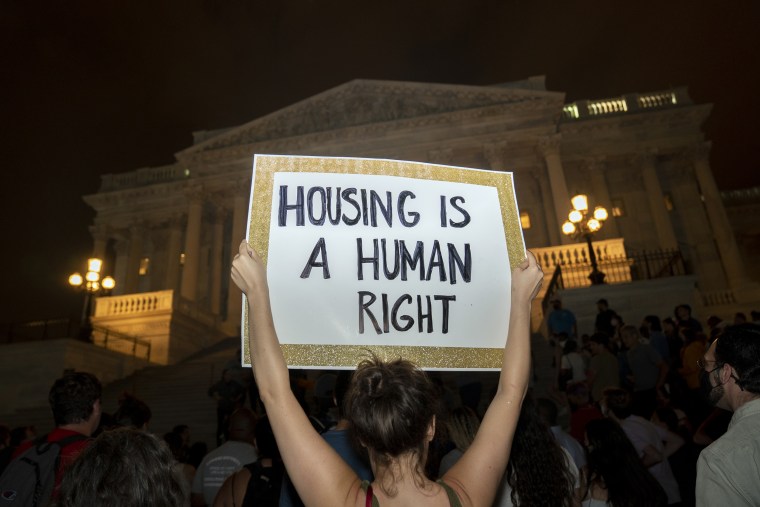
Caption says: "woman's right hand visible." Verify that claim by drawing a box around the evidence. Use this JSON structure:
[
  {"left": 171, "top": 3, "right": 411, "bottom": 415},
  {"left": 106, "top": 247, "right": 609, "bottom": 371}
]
[
  {"left": 511, "top": 251, "right": 543, "bottom": 304},
  {"left": 230, "top": 240, "right": 268, "bottom": 297}
]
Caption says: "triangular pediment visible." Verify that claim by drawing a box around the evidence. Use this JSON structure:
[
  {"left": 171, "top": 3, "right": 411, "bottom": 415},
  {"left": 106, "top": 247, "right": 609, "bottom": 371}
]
[{"left": 179, "top": 78, "right": 563, "bottom": 155}]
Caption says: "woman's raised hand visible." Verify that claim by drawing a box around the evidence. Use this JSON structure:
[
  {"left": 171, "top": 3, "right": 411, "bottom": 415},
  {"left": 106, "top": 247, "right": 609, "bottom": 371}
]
[
  {"left": 230, "top": 240, "right": 268, "bottom": 296},
  {"left": 511, "top": 251, "right": 543, "bottom": 303}
]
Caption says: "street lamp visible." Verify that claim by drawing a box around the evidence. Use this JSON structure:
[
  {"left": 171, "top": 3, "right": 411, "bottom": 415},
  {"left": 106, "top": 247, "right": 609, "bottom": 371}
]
[
  {"left": 561, "top": 194, "right": 609, "bottom": 285},
  {"left": 68, "top": 257, "right": 115, "bottom": 340}
]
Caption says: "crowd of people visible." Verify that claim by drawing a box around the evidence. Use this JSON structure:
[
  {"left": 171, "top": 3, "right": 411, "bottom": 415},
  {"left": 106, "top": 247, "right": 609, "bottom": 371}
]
[{"left": 0, "top": 244, "right": 759, "bottom": 506}]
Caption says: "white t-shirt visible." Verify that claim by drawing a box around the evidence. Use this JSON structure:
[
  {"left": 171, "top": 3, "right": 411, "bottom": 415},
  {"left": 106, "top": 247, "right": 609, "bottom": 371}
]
[
  {"left": 191, "top": 440, "right": 258, "bottom": 505},
  {"left": 561, "top": 352, "right": 587, "bottom": 382}
]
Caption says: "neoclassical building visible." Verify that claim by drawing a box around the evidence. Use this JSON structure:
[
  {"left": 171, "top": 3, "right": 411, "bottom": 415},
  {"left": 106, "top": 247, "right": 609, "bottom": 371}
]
[{"left": 82, "top": 76, "right": 759, "bottom": 364}]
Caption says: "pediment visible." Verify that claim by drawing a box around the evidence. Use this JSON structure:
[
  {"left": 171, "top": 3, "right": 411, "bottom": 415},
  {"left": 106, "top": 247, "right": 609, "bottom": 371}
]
[{"left": 179, "top": 79, "right": 563, "bottom": 155}]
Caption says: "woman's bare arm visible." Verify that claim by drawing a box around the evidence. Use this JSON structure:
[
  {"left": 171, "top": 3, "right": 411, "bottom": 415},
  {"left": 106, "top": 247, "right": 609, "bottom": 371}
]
[
  {"left": 231, "top": 240, "right": 362, "bottom": 507},
  {"left": 443, "top": 251, "right": 543, "bottom": 507}
]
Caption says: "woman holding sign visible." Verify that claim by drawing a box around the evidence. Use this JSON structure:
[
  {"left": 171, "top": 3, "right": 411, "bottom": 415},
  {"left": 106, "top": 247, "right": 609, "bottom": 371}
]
[{"left": 231, "top": 240, "right": 542, "bottom": 507}]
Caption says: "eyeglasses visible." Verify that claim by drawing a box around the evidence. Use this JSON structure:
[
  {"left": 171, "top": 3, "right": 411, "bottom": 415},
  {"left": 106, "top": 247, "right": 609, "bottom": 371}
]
[{"left": 697, "top": 358, "right": 722, "bottom": 373}]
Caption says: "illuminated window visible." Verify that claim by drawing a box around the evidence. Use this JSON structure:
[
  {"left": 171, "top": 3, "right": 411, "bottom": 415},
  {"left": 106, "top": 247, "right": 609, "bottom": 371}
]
[
  {"left": 139, "top": 257, "right": 150, "bottom": 276},
  {"left": 611, "top": 199, "right": 625, "bottom": 217},
  {"left": 663, "top": 193, "right": 674, "bottom": 211},
  {"left": 520, "top": 211, "right": 531, "bottom": 229},
  {"left": 179, "top": 253, "right": 186, "bottom": 266}
]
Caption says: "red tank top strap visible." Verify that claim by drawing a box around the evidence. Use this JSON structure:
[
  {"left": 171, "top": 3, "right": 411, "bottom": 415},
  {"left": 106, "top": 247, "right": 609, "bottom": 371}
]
[{"left": 365, "top": 484, "right": 373, "bottom": 507}]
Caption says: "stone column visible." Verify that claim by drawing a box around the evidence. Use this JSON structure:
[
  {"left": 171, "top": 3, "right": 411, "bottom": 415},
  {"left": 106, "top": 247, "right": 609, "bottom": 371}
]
[
  {"left": 210, "top": 204, "right": 228, "bottom": 316},
  {"left": 691, "top": 142, "right": 747, "bottom": 290},
  {"left": 226, "top": 180, "right": 249, "bottom": 328},
  {"left": 180, "top": 187, "right": 204, "bottom": 301},
  {"left": 89, "top": 224, "right": 110, "bottom": 261},
  {"left": 124, "top": 223, "right": 144, "bottom": 294},
  {"left": 582, "top": 156, "right": 620, "bottom": 238},
  {"left": 537, "top": 136, "right": 572, "bottom": 244},
  {"left": 483, "top": 141, "right": 508, "bottom": 171},
  {"left": 164, "top": 216, "right": 183, "bottom": 292},
  {"left": 112, "top": 237, "right": 129, "bottom": 296},
  {"left": 636, "top": 152, "right": 678, "bottom": 249},
  {"left": 670, "top": 166, "right": 726, "bottom": 291},
  {"left": 533, "top": 170, "right": 561, "bottom": 246}
]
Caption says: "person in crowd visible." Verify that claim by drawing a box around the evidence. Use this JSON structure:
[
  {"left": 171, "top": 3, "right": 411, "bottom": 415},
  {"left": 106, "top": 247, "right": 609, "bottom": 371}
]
[
  {"left": 165, "top": 431, "right": 196, "bottom": 502},
  {"left": 565, "top": 381, "right": 604, "bottom": 444},
  {"left": 112, "top": 392, "right": 153, "bottom": 430},
  {"left": 586, "top": 333, "right": 620, "bottom": 403},
  {"left": 280, "top": 370, "right": 374, "bottom": 507},
  {"left": 652, "top": 407, "right": 697, "bottom": 506},
  {"left": 230, "top": 240, "right": 543, "bottom": 507},
  {"left": 674, "top": 304, "right": 702, "bottom": 334},
  {"left": 548, "top": 296, "right": 577, "bottom": 340},
  {"left": 751, "top": 310, "right": 760, "bottom": 324},
  {"left": 620, "top": 325, "right": 668, "bottom": 419},
  {"left": 2, "top": 372, "right": 101, "bottom": 502},
  {"left": 662, "top": 317, "right": 682, "bottom": 369},
  {"left": 733, "top": 312, "right": 747, "bottom": 325},
  {"left": 192, "top": 408, "right": 259, "bottom": 507},
  {"left": 560, "top": 339, "right": 587, "bottom": 385},
  {"left": 536, "top": 397, "right": 586, "bottom": 470},
  {"left": 494, "top": 394, "right": 578, "bottom": 507},
  {"left": 705, "top": 315, "right": 724, "bottom": 344},
  {"left": 214, "top": 416, "right": 284, "bottom": 507},
  {"left": 677, "top": 327, "right": 708, "bottom": 426},
  {"left": 594, "top": 299, "right": 618, "bottom": 338},
  {"left": 188, "top": 441, "right": 209, "bottom": 470},
  {"left": 695, "top": 323, "right": 760, "bottom": 506},
  {"left": 208, "top": 369, "right": 246, "bottom": 446},
  {"left": 642, "top": 315, "right": 669, "bottom": 364},
  {"left": 579, "top": 418, "right": 668, "bottom": 506},
  {"left": 438, "top": 407, "right": 480, "bottom": 476},
  {"left": 57, "top": 427, "right": 187, "bottom": 507},
  {"left": 172, "top": 424, "right": 192, "bottom": 463},
  {"left": 602, "top": 388, "right": 683, "bottom": 505}
]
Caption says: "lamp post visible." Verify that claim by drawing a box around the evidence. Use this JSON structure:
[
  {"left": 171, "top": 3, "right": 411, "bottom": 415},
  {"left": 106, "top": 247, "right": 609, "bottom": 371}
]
[
  {"left": 68, "top": 258, "right": 115, "bottom": 340},
  {"left": 561, "top": 194, "right": 609, "bottom": 285}
]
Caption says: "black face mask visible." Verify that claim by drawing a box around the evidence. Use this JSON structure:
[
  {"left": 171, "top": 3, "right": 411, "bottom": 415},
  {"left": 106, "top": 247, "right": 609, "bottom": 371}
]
[{"left": 700, "top": 367, "right": 724, "bottom": 406}]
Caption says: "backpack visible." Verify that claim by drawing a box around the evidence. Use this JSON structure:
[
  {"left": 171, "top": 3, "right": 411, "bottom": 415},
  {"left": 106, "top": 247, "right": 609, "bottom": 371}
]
[{"left": 0, "top": 433, "right": 87, "bottom": 507}]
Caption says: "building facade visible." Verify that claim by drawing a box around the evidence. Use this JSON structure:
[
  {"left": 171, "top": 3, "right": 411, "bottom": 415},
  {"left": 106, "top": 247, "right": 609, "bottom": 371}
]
[{"left": 82, "top": 76, "right": 759, "bottom": 363}]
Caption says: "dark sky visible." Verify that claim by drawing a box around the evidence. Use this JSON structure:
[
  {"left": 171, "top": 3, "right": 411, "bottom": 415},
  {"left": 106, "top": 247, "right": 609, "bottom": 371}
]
[{"left": 2, "top": 0, "right": 759, "bottom": 324}]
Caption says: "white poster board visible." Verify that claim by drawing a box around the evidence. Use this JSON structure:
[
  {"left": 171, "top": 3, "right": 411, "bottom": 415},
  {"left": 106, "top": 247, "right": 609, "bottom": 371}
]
[{"left": 242, "top": 155, "right": 526, "bottom": 370}]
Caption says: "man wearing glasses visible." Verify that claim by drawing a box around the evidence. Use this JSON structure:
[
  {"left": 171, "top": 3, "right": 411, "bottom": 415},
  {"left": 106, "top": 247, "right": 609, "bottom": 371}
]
[{"left": 696, "top": 323, "right": 760, "bottom": 506}]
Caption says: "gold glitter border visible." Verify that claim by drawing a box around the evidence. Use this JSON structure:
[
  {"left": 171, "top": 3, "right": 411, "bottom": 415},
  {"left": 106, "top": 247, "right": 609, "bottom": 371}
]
[{"left": 243, "top": 155, "right": 526, "bottom": 369}]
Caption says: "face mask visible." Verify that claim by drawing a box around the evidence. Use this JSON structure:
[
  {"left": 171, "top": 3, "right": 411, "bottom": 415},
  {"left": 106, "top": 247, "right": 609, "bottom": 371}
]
[{"left": 700, "top": 367, "right": 724, "bottom": 406}]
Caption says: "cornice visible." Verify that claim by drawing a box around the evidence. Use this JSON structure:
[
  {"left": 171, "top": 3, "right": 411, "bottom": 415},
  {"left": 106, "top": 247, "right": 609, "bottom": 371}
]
[{"left": 178, "top": 79, "right": 565, "bottom": 157}]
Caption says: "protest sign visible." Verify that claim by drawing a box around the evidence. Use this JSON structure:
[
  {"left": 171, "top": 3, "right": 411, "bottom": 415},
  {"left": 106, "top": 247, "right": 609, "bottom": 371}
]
[{"left": 242, "top": 155, "right": 525, "bottom": 369}]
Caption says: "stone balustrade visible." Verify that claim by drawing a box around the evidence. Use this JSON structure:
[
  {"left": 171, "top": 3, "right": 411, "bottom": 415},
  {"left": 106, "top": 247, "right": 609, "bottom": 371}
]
[
  {"left": 562, "top": 87, "right": 689, "bottom": 121},
  {"left": 99, "top": 164, "right": 188, "bottom": 191},
  {"left": 531, "top": 238, "right": 632, "bottom": 288},
  {"left": 94, "top": 290, "right": 175, "bottom": 317}
]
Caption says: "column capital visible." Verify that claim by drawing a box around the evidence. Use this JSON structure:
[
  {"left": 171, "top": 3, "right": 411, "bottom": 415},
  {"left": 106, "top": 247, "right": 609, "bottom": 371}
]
[
  {"left": 89, "top": 223, "right": 112, "bottom": 241},
  {"left": 184, "top": 184, "right": 206, "bottom": 204},
  {"left": 483, "top": 141, "right": 508, "bottom": 169},
  {"left": 687, "top": 141, "right": 712, "bottom": 163},
  {"left": 536, "top": 135, "right": 562, "bottom": 157},
  {"left": 428, "top": 147, "right": 453, "bottom": 165},
  {"left": 628, "top": 148, "right": 659, "bottom": 167}
]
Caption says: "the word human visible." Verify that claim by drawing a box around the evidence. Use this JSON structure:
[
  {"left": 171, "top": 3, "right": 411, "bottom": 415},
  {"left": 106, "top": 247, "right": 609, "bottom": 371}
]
[
  {"left": 278, "top": 185, "right": 420, "bottom": 228},
  {"left": 356, "top": 238, "right": 471, "bottom": 284}
]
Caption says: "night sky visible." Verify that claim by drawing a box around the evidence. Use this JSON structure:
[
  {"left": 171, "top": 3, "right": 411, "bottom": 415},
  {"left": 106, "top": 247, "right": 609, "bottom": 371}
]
[{"left": 2, "top": 0, "right": 759, "bottom": 324}]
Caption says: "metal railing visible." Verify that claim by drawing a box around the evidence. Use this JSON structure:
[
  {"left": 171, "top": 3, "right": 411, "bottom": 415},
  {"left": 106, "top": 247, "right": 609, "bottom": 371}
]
[
  {"left": 0, "top": 317, "right": 151, "bottom": 361},
  {"left": 556, "top": 248, "right": 686, "bottom": 288}
]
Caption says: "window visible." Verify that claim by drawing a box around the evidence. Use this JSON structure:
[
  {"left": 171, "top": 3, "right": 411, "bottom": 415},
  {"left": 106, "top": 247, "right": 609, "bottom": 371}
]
[
  {"left": 180, "top": 253, "right": 186, "bottom": 267},
  {"left": 520, "top": 211, "right": 531, "bottom": 229},
  {"left": 138, "top": 257, "right": 150, "bottom": 276},
  {"left": 663, "top": 193, "right": 674, "bottom": 211},
  {"left": 611, "top": 199, "right": 625, "bottom": 217}
]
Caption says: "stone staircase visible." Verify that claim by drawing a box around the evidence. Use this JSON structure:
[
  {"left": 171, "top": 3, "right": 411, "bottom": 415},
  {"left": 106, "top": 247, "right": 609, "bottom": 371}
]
[{"left": 1, "top": 336, "right": 243, "bottom": 449}]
